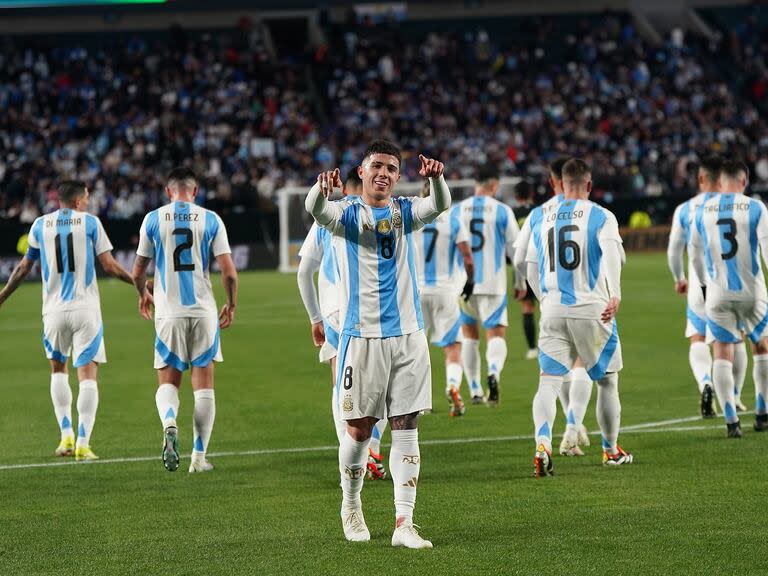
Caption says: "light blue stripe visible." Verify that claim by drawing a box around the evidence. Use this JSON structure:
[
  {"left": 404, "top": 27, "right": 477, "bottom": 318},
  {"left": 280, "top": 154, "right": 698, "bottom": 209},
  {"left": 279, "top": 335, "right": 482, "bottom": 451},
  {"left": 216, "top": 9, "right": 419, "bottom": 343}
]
[
  {"left": 757, "top": 393, "right": 766, "bottom": 413},
  {"left": 323, "top": 319, "right": 340, "bottom": 350},
  {"left": 320, "top": 228, "right": 335, "bottom": 284},
  {"left": 154, "top": 335, "right": 189, "bottom": 372},
  {"left": 448, "top": 206, "right": 460, "bottom": 279},
  {"left": 718, "top": 194, "right": 742, "bottom": 291},
  {"left": 529, "top": 207, "right": 547, "bottom": 294},
  {"left": 586, "top": 320, "right": 619, "bottom": 381},
  {"left": 494, "top": 204, "right": 507, "bottom": 273},
  {"left": 536, "top": 422, "right": 551, "bottom": 440},
  {"left": 423, "top": 223, "right": 437, "bottom": 286},
  {"left": 191, "top": 327, "right": 221, "bottom": 367},
  {"left": 85, "top": 214, "right": 97, "bottom": 288},
  {"left": 61, "top": 416, "right": 71, "bottom": 431},
  {"left": 341, "top": 205, "right": 361, "bottom": 336},
  {"left": 371, "top": 424, "right": 382, "bottom": 441},
  {"left": 472, "top": 196, "right": 485, "bottom": 284},
  {"left": 460, "top": 309, "right": 477, "bottom": 326},
  {"left": 724, "top": 402, "right": 737, "bottom": 423},
  {"left": 483, "top": 295, "right": 508, "bottom": 329},
  {"left": 686, "top": 306, "right": 706, "bottom": 336},
  {"left": 567, "top": 409, "right": 576, "bottom": 425},
  {"left": 73, "top": 324, "right": 103, "bottom": 367},
  {"left": 748, "top": 308, "right": 768, "bottom": 344},
  {"left": 706, "top": 317, "right": 741, "bottom": 344},
  {"left": 164, "top": 407, "right": 175, "bottom": 420},
  {"left": 56, "top": 209, "right": 75, "bottom": 302},
  {"left": 538, "top": 350, "right": 569, "bottom": 376},
  {"left": 145, "top": 211, "right": 166, "bottom": 292},
  {"left": 679, "top": 201, "right": 691, "bottom": 245},
  {"left": 33, "top": 218, "right": 49, "bottom": 286},
  {"left": 202, "top": 211, "right": 219, "bottom": 272},
  {"left": 43, "top": 334, "right": 67, "bottom": 363},
  {"left": 78, "top": 423, "right": 86, "bottom": 439},
  {"left": 696, "top": 200, "right": 715, "bottom": 279},
  {"left": 601, "top": 437, "right": 612, "bottom": 450},
  {"left": 402, "top": 200, "right": 424, "bottom": 331},
  {"left": 749, "top": 199, "right": 761, "bottom": 276},
  {"left": 175, "top": 202, "right": 196, "bottom": 306},
  {"left": 587, "top": 207, "right": 606, "bottom": 290},
  {"left": 555, "top": 202, "right": 576, "bottom": 305},
  {"left": 194, "top": 436, "right": 204, "bottom": 452},
  {"left": 433, "top": 316, "right": 462, "bottom": 347},
  {"left": 373, "top": 206, "right": 401, "bottom": 336}
]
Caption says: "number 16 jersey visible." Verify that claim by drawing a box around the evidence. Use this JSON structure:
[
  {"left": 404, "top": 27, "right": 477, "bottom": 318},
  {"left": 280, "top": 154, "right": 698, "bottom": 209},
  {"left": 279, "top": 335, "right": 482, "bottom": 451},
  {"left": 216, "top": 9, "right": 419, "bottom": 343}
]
[{"left": 137, "top": 201, "right": 231, "bottom": 319}]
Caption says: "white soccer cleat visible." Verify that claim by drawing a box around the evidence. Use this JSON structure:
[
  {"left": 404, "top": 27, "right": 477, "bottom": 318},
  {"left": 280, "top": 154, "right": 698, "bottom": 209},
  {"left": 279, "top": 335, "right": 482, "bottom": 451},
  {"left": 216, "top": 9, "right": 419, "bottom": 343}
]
[
  {"left": 559, "top": 428, "right": 583, "bottom": 457},
  {"left": 391, "top": 521, "right": 433, "bottom": 549},
  {"left": 341, "top": 509, "right": 370, "bottom": 542},
  {"left": 525, "top": 348, "right": 539, "bottom": 360},
  {"left": 188, "top": 458, "right": 214, "bottom": 473},
  {"left": 577, "top": 424, "right": 591, "bottom": 447}
]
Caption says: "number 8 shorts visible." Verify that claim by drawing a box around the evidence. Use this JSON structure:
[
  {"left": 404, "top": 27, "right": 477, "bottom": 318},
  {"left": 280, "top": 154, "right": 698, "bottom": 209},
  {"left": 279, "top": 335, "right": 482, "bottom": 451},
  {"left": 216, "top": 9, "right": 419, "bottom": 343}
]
[
  {"left": 154, "top": 315, "right": 223, "bottom": 371},
  {"left": 335, "top": 330, "right": 432, "bottom": 420},
  {"left": 537, "top": 317, "right": 623, "bottom": 381},
  {"left": 43, "top": 310, "right": 106, "bottom": 367}
]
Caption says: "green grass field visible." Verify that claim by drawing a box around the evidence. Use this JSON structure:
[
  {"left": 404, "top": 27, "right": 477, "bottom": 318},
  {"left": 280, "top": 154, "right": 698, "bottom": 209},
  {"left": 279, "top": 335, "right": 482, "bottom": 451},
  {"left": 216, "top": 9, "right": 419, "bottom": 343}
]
[{"left": 0, "top": 252, "right": 765, "bottom": 575}]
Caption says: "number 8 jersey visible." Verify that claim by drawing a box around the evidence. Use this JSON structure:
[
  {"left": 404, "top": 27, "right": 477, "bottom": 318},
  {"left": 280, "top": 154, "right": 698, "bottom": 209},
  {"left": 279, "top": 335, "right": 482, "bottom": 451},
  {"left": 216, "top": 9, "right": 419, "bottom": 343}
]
[
  {"left": 526, "top": 198, "right": 622, "bottom": 319},
  {"left": 137, "top": 201, "right": 231, "bottom": 319}
]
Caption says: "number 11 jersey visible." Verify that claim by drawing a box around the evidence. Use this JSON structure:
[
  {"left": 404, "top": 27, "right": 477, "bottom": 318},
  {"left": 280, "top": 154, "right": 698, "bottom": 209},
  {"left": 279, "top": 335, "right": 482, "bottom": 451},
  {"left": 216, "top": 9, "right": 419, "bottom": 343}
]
[{"left": 137, "top": 201, "right": 231, "bottom": 319}]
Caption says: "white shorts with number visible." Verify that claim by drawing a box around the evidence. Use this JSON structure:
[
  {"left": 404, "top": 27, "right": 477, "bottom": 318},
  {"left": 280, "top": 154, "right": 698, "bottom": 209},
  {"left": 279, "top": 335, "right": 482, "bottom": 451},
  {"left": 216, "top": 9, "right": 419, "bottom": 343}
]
[
  {"left": 422, "top": 293, "right": 462, "bottom": 347},
  {"left": 154, "top": 315, "right": 222, "bottom": 371},
  {"left": 460, "top": 294, "right": 508, "bottom": 329},
  {"left": 538, "top": 316, "right": 623, "bottom": 381},
  {"left": 43, "top": 310, "right": 106, "bottom": 367},
  {"left": 705, "top": 298, "right": 768, "bottom": 344},
  {"left": 320, "top": 312, "right": 341, "bottom": 364},
  {"left": 336, "top": 330, "right": 432, "bottom": 420},
  {"left": 685, "top": 284, "right": 707, "bottom": 338}
]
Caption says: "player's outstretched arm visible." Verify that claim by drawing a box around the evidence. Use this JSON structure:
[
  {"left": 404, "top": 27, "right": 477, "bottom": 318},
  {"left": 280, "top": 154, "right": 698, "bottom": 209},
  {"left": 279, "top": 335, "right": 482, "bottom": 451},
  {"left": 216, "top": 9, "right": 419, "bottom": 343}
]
[
  {"left": 0, "top": 256, "right": 35, "bottom": 308},
  {"left": 412, "top": 155, "right": 450, "bottom": 225},
  {"left": 132, "top": 255, "right": 154, "bottom": 320},
  {"left": 216, "top": 253, "right": 238, "bottom": 329},
  {"left": 306, "top": 169, "right": 345, "bottom": 229},
  {"left": 97, "top": 252, "right": 133, "bottom": 286}
]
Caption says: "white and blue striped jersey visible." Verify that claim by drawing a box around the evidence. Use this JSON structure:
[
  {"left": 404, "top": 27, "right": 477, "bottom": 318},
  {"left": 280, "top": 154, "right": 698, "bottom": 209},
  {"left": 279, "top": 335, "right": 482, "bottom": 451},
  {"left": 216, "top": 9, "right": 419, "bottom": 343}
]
[
  {"left": 457, "top": 195, "right": 518, "bottom": 295},
  {"left": 668, "top": 193, "right": 713, "bottom": 284},
  {"left": 26, "top": 208, "right": 113, "bottom": 316},
  {"left": 416, "top": 206, "right": 469, "bottom": 295},
  {"left": 323, "top": 196, "right": 436, "bottom": 338},
  {"left": 514, "top": 194, "right": 564, "bottom": 280},
  {"left": 691, "top": 192, "right": 768, "bottom": 302},
  {"left": 137, "top": 201, "right": 231, "bottom": 319},
  {"left": 526, "top": 198, "right": 622, "bottom": 319}
]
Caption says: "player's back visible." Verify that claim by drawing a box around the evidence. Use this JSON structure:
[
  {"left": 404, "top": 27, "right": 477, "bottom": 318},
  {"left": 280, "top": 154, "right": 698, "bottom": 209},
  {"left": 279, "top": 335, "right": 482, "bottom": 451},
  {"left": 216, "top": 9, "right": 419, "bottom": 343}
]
[
  {"left": 457, "top": 195, "right": 518, "bottom": 294},
  {"left": 417, "top": 205, "right": 466, "bottom": 295},
  {"left": 527, "top": 198, "right": 621, "bottom": 319},
  {"left": 138, "top": 201, "right": 229, "bottom": 318},
  {"left": 29, "top": 208, "right": 112, "bottom": 315},
  {"left": 694, "top": 192, "right": 768, "bottom": 301}
]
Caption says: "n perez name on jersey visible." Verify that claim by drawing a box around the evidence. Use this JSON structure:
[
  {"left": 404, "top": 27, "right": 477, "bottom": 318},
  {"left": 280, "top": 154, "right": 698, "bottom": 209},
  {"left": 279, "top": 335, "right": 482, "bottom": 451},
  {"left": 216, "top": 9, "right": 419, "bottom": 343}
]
[{"left": 165, "top": 212, "right": 200, "bottom": 222}]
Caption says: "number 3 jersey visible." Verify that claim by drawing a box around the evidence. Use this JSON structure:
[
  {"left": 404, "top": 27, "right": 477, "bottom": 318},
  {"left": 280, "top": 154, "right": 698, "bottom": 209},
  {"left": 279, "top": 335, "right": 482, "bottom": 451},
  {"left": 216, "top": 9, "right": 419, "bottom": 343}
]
[
  {"left": 691, "top": 192, "right": 768, "bottom": 303},
  {"left": 526, "top": 198, "right": 623, "bottom": 319},
  {"left": 26, "top": 208, "right": 114, "bottom": 316},
  {"left": 137, "top": 201, "right": 231, "bottom": 319}
]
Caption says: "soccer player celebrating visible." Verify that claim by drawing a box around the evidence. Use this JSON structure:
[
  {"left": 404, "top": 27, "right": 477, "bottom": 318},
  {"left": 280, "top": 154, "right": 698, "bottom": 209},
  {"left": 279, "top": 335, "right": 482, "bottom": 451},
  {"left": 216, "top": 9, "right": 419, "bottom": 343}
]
[
  {"left": 415, "top": 180, "right": 474, "bottom": 416},
  {"left": 457, "top": 164, "right": 520, "bottom": 405},
  {"left": 306, "top": 140, "right": 449, "bottom": 549},
  {"left": 0, "top": 180, "right": 134, "bottom": 460},
  {"left": 690, "top": 160, "right": 768, "bottom": 437},
  {"left": 132, "top": 168, "right": 238, "bottom": 472},
  {"left": 525, "top": 159, "right": 632, "bottom": 476}
]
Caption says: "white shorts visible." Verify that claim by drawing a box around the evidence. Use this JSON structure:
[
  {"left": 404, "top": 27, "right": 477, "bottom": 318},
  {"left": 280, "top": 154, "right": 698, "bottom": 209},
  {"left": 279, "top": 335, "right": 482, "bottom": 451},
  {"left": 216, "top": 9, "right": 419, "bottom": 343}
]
[
  {"left": 320, "top": 312, "right": 341, "bottom": 364},
  {"left": 43, "top": 310, "right": 106, "bottom": 367},
  {"left": 705, "top": 298, "right": 767, "bottom": 344},
  {"left": 336, "top": 331, "right": 432, "bottom": 420},
  {"left": 460, "top": 294, "right": 508, "bottom": 329},
  {"left": 422, "top": 293, "right": 462, "bottom": 347},
  {"left": 685, "top": 284, "right": 707, "bottom": 338},
  {"left": 154, "top": 315, "right": 222, "bottom": 371},
  {"left": 538, "top": 316, "right": 623, "bottom": 381}
]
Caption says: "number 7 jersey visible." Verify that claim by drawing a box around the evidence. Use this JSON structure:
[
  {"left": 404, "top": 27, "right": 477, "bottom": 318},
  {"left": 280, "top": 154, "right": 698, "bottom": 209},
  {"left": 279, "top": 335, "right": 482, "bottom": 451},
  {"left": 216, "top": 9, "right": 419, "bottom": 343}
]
[{"left": 137, "top": 201, "right": 231, "bottom": 319}]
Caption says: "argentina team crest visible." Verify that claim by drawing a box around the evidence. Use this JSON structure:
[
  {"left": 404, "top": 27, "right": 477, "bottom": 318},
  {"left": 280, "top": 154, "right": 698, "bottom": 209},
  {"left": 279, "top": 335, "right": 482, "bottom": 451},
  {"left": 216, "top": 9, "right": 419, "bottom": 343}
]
[{"left": 377, "top": 219, "right": 392, "bottom": 234}]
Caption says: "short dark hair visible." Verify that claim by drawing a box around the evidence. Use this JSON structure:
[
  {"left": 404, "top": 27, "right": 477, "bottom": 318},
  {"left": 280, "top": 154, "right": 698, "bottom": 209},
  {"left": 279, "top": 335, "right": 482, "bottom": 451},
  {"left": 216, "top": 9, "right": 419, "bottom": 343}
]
[
  {"left": 57, "top": 180, "right": 87, "bottom": 205},
  {"left": 513, "top": 179, "right": 534, "bottom": 201},
  {"left": 549, "top": 157, "right": 569, "bottom": 180},
  {"left": 562, "top": 158, "right": 591, "bottom": 185},
  {"left": 362, "top": 140, "right": 402, "bottom": 167},
  {"left": 476, "top": 163, "right": 500, "bottom": 184},
  {"left": 721, "top": 159, "right": 749, "bottom": 181},
  {"left": 345, "top": 169, "right": 363, "bottom": 188},
  {"left": 698, "top": 155, "right": 723, "bottom": 183},
  {"left": 167, "top": 166, "right": 198, "bottom": 187}
]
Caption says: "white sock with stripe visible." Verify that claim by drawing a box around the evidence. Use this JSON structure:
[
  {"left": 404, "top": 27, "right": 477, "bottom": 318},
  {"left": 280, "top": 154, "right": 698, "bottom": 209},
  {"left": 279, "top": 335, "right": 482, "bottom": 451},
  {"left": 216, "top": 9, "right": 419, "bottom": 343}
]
[
  {"left": 75, "top": 380, "right": 98, "bottom": 449},
  {"left": 446, "top": 362, "right": 463, "bottom": 394},
  {"left": 565, "top": 368, "right": 592, "bottom": 432},
  {"left": 192, "top": 389, "right": 216, "bottom": 460},
  {"left": 368, "top": 419, "right": 387, "bottom": 456},
  {"left": 596, "top": 372, "right": 621, "bottom": 454},
  {"left": 486, "top": 337, "right": 507, "bottom": 380},
  {"left": 155, "top": 383, "right": 179, "bottom": 429},
  {"left": 339, "top": 433, "right": 368, "bottom": 513},
  {"left": 733, "top": 340, "right": 748, "bottom": 405},
  {"left": 688, "top": 341, "right": 712, "bottom": 394},
  {"left": 752, "top": 354, "right": 768, "bottom": 416},
  {"left": 532, "top": 374, "right": 562, "bottom": 452},
  {"left": 50, "top": 372, "right": 73, "bottom": 440},
  {"left": 389, "top": 429, "right": 420, "bottom": 524},
  {"left": 712, "top": 359, "right": 738, "bottom": 423},
  {"left": 461, "top": 338, "right": 483, "bottom": 399}
]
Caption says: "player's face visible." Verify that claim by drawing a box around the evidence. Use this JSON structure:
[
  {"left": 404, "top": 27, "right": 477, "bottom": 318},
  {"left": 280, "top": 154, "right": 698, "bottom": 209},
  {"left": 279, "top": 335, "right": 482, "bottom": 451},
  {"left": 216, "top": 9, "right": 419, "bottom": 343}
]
[{"left": 359, "top": 153, "right": 401, "bottom": 199}]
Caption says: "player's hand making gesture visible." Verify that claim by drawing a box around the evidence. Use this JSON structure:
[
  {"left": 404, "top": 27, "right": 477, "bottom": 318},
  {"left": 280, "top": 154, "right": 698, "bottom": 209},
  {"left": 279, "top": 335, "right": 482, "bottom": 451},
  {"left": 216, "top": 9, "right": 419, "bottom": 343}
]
[
  {"left": 317, "top": 168, "right": 343, "bottom": 199},
  {"left": 418, "top": 155, "right": 444, "bottom": 178}
]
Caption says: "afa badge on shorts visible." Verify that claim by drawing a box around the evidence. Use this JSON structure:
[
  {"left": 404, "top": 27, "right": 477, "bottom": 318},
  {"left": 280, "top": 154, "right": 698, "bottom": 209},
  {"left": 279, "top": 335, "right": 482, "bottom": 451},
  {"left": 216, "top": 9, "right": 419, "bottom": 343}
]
[{"left": 342, "top": 394, "right": 354, "bottom": 412}]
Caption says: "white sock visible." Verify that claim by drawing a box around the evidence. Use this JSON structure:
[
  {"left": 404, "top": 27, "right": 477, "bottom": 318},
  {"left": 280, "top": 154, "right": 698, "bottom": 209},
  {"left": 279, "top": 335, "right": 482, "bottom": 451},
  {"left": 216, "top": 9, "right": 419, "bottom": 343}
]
[
  {"left": 389, "top": 429, "right": 420, "bottom": 524},
  {"left": 689, "top": 341, "right": 712, "bottom": 394},
  {"left": 446, "top": 362, "right": 463, "bottom": 394},
  {"left": 462, "top": 338, "right": 483, "bottom": 398},
  {"left": 566, "top": 368, "right": 592, "bottom": 432},
  {"left": 712, "top": 359, "right": 738, "bottom": 423},
  {"left": 339, "top": 432, "right": 368, "bottom": 513},
  {"left": 369, "top": 419, "right": 387, "bottom": 455},
  {"left": 753, "top": 354, "right": 768, "bottom": 415},
  {"left": 331, "top": 385, "right": 346, "bottom": 444},
  {"left": 596, "top": 372, "right": 621, "bottom": 454},
  {"left": 155, "top": 383, "right": 180, "bottom": 429},
  {"left": 557, "top": 372, "right": 571, "bottom": 417},
  {"left": 50, "top": 373, "right": 73, "bottom": 439},
  {"left": 733, "top": 341, "right": 748, "bottom": 403},
  {"left": 75, "top": 380, "right": 98, "bottom": 449},
  {"left": 192, "top": 389, "right": 216, "bottom": 458},
  {"left": 532, "top": 374, "right": 562, "bottom": 452},
  {"left": 486, "top": 337, "right": 507, "bottom": 379}
]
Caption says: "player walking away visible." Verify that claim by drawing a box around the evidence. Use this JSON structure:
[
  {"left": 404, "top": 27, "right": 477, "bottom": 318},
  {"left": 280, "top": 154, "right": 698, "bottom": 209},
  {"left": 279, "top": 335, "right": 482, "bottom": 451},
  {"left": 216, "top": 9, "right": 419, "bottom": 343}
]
[
  {"left": 457, "top": 164, "right": 520, "bottom": 405},
  {"left": 690, "top": 160, "right": 768, "bottom": 438},
  {"left": 132, "top": 168, "right": 238, "bottom": 472},
  {"left": 415, "top": 180, "right": 475, "bottom": 416},
  {"left": 514, "top": 159, "right": 592, "bottom": 456},
  {"left": 0, "top": 181, "right": 134, "bottom": 460},
  {"left": 306, "top": 140, "right": 449, "bottom": 549},
  {"left": 525, "top": 159, "right": 633, "bottom": 476},
  {"left": 296, "top": 171, "right": 388, "bottom": 480}
]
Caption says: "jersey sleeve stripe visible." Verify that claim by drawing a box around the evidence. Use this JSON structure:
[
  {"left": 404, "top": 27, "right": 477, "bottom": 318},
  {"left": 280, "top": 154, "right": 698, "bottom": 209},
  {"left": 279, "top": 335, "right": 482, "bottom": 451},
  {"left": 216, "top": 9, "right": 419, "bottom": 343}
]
[
  {"left": 146, "top": 211, "right": 166, "bottom": 292},
  {"left": 530, "top": 208, "right": 547, "bottom": 294},
  {"left": 202, "top": 211, "right": 219, "bottom": 271}
]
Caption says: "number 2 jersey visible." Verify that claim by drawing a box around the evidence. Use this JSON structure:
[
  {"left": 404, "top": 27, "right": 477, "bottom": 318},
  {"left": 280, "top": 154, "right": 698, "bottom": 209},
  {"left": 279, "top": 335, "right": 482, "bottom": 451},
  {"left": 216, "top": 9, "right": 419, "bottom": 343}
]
[
  {"left": 526, "top": 198, "right": 623, "bottom": 319},
  {"left": 26, "top": 208, "right": 113, "bottom": 316},
  {"left": 137, "top": 201, "right": 231, "bottom": 319},
  {"left": 691, "top": 192, "right": 768, "bottom": 303}
]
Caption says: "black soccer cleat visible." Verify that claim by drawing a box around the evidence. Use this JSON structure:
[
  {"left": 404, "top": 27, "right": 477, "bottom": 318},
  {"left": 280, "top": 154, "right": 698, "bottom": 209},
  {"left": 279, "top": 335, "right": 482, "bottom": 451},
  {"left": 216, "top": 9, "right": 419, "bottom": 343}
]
[
  {"left": 700, "top": 384, "right": 716, "bottom": 419},
  {"left": 753, "top": 414, "right": 768, "bottom": 432},
  {"left": 726, "top": 421, "right": 742, "bottom": 439},
  {"left": 487, "top": 375, "right": 499, "bottom": 406}
]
